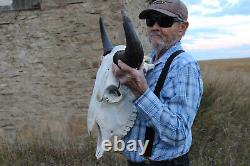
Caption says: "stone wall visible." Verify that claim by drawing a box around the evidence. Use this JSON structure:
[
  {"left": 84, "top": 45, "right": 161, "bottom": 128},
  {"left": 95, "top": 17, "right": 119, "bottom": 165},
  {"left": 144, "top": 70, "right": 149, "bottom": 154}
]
[{"left": 0, "top": 0, "right": 149, "bottom": 142}]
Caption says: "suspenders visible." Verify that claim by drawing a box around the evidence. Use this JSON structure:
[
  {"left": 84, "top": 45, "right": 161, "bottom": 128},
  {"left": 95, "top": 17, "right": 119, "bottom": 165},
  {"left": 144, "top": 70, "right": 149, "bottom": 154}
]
[{"left": 143, "top": 50, "right": 184, "bottom": 157}]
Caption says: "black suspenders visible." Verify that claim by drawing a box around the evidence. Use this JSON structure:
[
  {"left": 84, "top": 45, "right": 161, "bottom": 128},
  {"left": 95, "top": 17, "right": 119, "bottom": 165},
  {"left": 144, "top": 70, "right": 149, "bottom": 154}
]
[{"left": 143, "top": 50, "right": 184, "bottom": 157}]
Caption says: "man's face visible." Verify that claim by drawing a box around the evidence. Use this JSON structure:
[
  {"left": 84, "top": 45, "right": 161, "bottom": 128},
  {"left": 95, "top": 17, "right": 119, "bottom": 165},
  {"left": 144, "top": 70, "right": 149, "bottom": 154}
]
[{"left": 146, "top": 14, "right": 184, "bottom": 51}]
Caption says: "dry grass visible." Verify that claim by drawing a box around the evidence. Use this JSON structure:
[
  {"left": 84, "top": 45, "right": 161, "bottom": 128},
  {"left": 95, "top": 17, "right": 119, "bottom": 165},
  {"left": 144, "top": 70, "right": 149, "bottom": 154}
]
[
  {"left": 0, "top": 135, "right": 127, "bottom": 166},
  {"left": 190, "top": 58, "right": 250, "bottom": 166},
  {"left": 0, "top": 58, "right": 250, "bottom": 165},
  {"left": 199, "top": 58, "right": 250, "bottom": 72}
]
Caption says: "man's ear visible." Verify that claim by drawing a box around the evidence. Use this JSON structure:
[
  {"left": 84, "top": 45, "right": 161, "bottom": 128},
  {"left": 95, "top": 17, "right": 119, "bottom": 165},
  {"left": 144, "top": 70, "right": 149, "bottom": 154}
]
[{"left": 178, "top": 22, "right": 189, "bottom": 36}]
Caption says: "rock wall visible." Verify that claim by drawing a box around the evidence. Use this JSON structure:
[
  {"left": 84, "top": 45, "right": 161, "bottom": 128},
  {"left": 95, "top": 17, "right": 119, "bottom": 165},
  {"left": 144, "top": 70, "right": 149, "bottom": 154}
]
[{"left": 0, "top": 0, "right": 150, "bottom": 142}]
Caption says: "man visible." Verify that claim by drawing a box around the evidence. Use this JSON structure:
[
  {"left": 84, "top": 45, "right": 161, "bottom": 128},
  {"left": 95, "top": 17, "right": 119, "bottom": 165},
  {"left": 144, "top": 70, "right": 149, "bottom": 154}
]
[{"left": 113, "top": 0, "right": 203, "bottom": 165}]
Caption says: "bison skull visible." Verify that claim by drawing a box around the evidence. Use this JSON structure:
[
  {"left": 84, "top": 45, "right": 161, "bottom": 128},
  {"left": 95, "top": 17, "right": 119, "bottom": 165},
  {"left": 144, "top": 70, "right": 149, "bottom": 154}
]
[{"left": 87, "top": 11, "right": 152, "bottom": 159}]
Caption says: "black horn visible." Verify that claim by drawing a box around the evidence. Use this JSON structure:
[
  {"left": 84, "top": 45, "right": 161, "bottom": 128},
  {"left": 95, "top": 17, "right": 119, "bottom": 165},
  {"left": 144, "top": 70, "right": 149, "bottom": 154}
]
[
  {"left": 99, "top": 17, "right": 114, "bottom": 56},
  {"left": 113, "top": 10, "right": 144, "bottom": 69}
]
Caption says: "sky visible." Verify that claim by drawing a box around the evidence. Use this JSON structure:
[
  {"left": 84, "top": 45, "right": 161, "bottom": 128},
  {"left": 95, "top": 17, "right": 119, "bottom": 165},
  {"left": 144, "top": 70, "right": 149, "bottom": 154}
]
[
  {"left": 0, "top": 0, "right": 11, "bottom": 6},
  {"left": 181, "top": 0, "right": 250, "bottom": 60}
]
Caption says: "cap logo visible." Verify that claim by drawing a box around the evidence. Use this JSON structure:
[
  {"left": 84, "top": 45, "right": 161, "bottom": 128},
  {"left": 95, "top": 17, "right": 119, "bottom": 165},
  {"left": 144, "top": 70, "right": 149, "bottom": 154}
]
[{"left": 152, "top": 0, "right": 173, "bottom": 5}]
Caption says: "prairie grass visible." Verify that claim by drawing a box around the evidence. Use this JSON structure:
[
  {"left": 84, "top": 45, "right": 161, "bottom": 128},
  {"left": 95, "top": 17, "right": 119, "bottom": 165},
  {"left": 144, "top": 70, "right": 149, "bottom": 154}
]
[
  {"left": 0, "top": 135, "right": 126, "bottom": 166},
  {"left": 0, "top": 58, "right": 249, "bottom": 165},
  {"left": 190, "top": 60, "right": 250, "bottom": 166}
]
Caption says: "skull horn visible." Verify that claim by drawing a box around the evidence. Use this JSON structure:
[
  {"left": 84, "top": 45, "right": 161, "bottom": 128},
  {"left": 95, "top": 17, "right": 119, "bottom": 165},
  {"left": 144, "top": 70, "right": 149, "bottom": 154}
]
[
  {"left": 113, "top": 10, "right": 144, "bottom": 69},
  {"left": 99, "top": 17, "right": 114, "bottom": 56}
]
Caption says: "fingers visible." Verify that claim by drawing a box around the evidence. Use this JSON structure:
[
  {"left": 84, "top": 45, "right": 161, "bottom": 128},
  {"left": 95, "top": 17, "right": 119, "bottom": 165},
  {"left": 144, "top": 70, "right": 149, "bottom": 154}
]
[
  {"left": 113, "top": 60, "right": 145, "bottom": 84},
  {"left": 112, "top": 63, "right": 117, "bottom": 74},
  {"left": 112, "top": 62, "right": 127, "bottom": 78},
  {"left": 113, "top": 60, "right": 132, "bottom": 76},
  {"left": 112, "top": 63, "right": 122, "bottom": 78},
  {"left": 117, "top": 60, "right": 132, "bottom": 72}
]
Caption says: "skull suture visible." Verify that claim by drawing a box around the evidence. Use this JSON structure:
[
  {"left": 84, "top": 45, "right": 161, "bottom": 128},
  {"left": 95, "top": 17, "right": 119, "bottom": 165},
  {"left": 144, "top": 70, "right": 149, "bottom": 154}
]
[{"left": 87, "top": 11, "right": 154, "bottom": 159}]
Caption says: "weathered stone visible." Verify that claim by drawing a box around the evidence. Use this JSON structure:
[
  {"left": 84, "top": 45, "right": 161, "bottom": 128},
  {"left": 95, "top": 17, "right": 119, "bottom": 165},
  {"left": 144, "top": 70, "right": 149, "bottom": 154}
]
[{"left": 0, "top": 0, "right": 149, "bottom": 142}]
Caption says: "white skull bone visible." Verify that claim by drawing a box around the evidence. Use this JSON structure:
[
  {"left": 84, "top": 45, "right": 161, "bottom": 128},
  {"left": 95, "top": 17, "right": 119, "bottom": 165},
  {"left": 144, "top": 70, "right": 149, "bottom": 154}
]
[
  {"left": 87, "top": 45, "right": 139, "bottom": 159},
  {"left": 87, "top": 12, "right": 154, "bottom": 159},
  {"left": 87, "top": 45, "right": 154, "bottom": 159}
]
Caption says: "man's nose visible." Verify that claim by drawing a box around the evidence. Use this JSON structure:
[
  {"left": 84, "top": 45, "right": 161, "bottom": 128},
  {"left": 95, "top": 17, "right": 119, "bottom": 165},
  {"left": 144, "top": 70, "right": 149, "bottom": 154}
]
[{"left": 151, "top": 22, "right": 160, "bottom": 30}]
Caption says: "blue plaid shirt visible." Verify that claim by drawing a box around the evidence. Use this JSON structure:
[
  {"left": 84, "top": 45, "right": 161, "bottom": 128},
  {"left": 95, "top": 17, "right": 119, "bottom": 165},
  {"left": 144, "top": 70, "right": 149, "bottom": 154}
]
[{"left": 123, "top": 42, "right": 203, "bottom": 162}]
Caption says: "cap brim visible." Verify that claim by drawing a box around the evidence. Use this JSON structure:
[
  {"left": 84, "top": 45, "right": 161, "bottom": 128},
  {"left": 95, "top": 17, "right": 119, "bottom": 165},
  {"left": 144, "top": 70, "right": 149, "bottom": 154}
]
[{"left": 139, "top": 9, "right": 178, "bottom": 19}]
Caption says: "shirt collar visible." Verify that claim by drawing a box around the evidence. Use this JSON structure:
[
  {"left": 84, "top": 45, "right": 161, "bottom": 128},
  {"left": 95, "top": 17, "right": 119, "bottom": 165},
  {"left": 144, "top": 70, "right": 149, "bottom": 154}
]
[{"left": 150, "top": 41, "right": 183, "bottom": 65}]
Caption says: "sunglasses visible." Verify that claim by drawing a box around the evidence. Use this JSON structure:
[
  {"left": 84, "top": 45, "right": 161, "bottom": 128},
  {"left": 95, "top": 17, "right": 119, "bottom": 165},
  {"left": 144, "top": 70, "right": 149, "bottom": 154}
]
[{"left": 146, "top": 15, "right": 183, "bottom": 28}]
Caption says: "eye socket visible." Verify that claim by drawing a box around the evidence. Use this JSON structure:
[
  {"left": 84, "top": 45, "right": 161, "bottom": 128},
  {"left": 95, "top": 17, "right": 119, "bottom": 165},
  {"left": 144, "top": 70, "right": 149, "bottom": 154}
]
[
  {"left": 109, "top": 88, "right": 121, "bottom": 97},
  {"left": 104, "top": 86, "right": 123, "bottom": 104}
]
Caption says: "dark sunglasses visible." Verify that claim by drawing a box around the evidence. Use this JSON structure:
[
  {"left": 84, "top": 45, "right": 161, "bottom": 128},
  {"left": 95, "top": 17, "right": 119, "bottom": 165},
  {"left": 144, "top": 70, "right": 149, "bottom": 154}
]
[{"left": 146, "top": 15, "right": 183, "bottom": 28}]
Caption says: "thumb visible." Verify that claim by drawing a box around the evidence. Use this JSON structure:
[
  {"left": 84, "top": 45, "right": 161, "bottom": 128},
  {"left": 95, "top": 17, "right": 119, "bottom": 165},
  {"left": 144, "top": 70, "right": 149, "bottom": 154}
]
[{"left": 118, "top": 60, "right": 132, "bottom": 72}]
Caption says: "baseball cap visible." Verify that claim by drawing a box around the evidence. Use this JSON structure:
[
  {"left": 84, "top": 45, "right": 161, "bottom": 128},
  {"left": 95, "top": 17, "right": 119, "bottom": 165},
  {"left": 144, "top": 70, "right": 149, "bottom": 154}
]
[{"left": 139, "top": 0, "right": 188, "bottom": 21}]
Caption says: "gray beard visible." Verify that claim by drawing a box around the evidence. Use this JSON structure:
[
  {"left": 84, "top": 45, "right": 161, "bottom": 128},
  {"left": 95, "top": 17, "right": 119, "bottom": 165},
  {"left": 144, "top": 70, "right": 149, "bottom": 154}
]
[
  {"left": 150, "top": 40, "right": 171, "bottom": 59},
  {"left": 149, "top": 34, "right": 173, "bottom": 54},
  {"left": 149, "top": 39, "right": 179, "bottom": 62},
  {"left": 148, "top": 33, "right": 180, "bottom": 61},
  {"left": 154, "top": 44, "right": 168, "bottom": 55}
]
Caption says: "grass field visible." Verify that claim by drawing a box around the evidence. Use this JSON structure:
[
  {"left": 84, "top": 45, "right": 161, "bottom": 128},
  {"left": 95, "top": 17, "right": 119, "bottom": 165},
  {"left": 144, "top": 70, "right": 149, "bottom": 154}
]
[
  {"left": 192, "top": 58, "right": 250, "bottom": 165},
  {"left": 0, "top": 58, "right": 250, "bottom": 165}
]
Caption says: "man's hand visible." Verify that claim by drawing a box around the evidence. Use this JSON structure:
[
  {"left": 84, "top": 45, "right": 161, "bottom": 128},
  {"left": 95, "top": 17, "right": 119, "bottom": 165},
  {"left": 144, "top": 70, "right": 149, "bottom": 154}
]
[{"left": 112, "top": 60, "right": 148, "bottom": 99}]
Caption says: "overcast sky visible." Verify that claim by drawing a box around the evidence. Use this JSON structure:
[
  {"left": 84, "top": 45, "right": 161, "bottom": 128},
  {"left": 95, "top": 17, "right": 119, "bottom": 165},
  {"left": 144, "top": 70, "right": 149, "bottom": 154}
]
[
  {"left": 0, "top": 0, "right": 12, "bottom": 6},
  {"left": 182, "top": 0, "right": 250, "bottom": 60}
]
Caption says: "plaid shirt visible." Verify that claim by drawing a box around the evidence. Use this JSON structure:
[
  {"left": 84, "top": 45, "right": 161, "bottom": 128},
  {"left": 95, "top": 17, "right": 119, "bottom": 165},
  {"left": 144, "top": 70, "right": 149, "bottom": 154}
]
[{"left": 123, "top": 42, "right": 203, "bottom": 162}]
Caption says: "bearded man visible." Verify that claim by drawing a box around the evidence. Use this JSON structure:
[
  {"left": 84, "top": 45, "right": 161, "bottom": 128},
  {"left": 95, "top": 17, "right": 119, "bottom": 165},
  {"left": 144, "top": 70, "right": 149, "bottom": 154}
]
[{"left": 113, "top": 0, "right": 203, "bottom": 165}]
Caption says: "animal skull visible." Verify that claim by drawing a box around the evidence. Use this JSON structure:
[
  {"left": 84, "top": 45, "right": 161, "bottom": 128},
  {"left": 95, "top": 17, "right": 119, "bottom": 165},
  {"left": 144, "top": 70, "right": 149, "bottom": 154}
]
[{"left": 87, "top": 11, "right": 154, "bottom": 159}]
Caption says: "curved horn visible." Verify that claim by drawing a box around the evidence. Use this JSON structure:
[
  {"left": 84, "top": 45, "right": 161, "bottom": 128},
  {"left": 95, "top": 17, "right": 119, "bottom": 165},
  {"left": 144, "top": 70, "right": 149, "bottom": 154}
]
[
  {"left": 99, "top": 17, "right": 114, "bottom": 56},
  {"left": 113, "top": 10, "right": 144, "bottom": 69}
]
